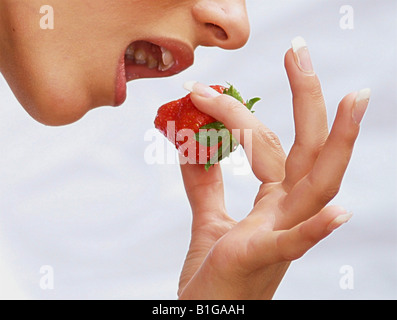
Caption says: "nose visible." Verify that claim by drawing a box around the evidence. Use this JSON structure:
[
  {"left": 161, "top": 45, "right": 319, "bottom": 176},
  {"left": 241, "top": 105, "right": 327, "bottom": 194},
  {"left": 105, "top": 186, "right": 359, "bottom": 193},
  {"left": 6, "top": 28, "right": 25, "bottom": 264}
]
[{"left": 192, "top": 0, "right": 250, "bottom": 50}]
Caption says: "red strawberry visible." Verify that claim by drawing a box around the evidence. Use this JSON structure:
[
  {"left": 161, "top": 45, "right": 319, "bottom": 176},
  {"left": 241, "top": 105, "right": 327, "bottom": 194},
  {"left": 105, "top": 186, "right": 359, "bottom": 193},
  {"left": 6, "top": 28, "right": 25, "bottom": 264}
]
[{"left": 154, "top": 84, "right": 260, "bottom": 170}]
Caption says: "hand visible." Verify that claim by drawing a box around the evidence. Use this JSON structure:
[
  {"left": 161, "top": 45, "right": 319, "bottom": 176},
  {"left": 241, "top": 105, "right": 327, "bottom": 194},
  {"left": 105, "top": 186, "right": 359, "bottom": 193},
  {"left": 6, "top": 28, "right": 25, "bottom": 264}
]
[{"left": 177, "top": 39, "right": 370, "bottom": 300}]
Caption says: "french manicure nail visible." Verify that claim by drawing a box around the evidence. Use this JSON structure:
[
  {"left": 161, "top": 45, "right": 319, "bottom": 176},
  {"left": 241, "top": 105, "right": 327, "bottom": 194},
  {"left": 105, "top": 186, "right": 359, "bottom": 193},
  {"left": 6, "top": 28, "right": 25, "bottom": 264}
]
[
  {"left": 353, "top": 88, "right": 371, "bottom": 125},
  {"left": 183, "top": 81, "right": 197, "bottom": 92},
  {"left": 291, "top": 36, "right": 315, "bottom": 75},
  {"left": 327, "top": 212, "right": 353, "bottom": 232},
  {"left": 183, "top": 81, "right": 221, "bottom": 98}
]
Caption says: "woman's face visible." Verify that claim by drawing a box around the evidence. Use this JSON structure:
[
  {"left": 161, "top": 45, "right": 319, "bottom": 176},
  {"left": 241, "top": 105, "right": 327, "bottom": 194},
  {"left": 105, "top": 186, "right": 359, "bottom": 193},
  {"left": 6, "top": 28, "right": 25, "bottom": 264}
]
[{"left": 0, "top": 0, "right": 250, "bottom": 125}]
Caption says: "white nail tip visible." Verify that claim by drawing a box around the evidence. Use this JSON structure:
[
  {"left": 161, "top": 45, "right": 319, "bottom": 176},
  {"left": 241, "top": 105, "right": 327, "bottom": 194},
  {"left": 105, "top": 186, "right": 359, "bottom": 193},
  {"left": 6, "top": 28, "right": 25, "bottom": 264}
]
[
  {"left": 291, "top": 36, "right": 307, "bottom": 52},
  {"left": 327, "top": 212, "right": 353, "bottom": 231},
  {"left": 183, "top": 81, "right": 197, "bottom": 93},
  {"left": 356, "top": 88, "right": 371, "bottom": 103}
]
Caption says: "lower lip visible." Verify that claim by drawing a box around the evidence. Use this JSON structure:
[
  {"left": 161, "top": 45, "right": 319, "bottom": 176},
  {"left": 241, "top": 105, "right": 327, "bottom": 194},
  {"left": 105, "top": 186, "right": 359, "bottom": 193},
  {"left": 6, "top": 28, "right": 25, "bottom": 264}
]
[
  {"left": 114, "top": 55, "right": 177, "bottom": 107},
  {"left": 114, "top": 40, "right": 194, "bottom": 106},
  {"left": 114, "top": 54, "right": 127, "bottom": 106}
]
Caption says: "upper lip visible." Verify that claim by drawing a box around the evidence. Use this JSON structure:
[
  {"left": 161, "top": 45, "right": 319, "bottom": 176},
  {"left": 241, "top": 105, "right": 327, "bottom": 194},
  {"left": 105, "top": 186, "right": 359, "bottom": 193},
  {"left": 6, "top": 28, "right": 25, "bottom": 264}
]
[{"left": 114, "top": 37, "right": 195, "bottom": 106}]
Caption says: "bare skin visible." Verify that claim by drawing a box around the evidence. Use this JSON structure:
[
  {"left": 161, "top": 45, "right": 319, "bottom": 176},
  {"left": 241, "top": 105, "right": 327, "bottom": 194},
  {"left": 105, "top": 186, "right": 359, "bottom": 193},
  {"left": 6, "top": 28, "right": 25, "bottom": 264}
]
[{"left": 0, "top": 0, "right": 249, "bottom": 125}]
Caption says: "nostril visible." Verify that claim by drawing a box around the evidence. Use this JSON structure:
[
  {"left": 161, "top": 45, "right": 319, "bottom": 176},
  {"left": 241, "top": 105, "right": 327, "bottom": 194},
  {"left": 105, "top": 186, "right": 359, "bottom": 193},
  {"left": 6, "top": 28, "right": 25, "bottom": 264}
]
[{"left": 205, "top": 23, "right": 228, "bottom": 41}]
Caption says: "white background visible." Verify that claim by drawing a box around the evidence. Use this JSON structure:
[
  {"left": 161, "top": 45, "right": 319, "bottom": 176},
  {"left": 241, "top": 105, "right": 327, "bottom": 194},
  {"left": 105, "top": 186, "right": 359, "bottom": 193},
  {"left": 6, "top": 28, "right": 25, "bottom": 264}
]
[{"left": 0, "top": 0, "right": 396, "bottom": 299}]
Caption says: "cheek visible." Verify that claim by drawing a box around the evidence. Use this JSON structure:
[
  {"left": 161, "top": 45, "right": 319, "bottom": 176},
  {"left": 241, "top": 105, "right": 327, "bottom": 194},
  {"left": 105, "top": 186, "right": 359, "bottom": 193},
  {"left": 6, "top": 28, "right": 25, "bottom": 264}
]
[
  {"left": 0, "top": 28, "right": 113, "bottom": 126},
  {"left": 1, "top": 1, "right": 123, "bottom": 126}
]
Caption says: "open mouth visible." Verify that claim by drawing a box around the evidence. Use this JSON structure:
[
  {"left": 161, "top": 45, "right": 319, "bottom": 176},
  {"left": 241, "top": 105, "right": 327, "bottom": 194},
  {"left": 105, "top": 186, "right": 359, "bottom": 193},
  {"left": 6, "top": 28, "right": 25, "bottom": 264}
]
[
  {"left": 125, "top": 41, "right": 175, "bottom": 77},
  {"left": 115, "top": 39, "right": 194, "bottom": 106}
]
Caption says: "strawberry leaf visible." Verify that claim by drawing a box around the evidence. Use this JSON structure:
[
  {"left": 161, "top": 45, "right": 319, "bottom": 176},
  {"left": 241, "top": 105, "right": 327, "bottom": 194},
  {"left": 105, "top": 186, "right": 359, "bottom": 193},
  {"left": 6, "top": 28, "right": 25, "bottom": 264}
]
[
  {"left": 199, "top": 121, "right": 225, "bottom": 130},
  {"left": 224, "top": 83, "right": 244, "bottom": 104},
  {"left": 246, "top": 97, "right": 261, "bottom": 111},
  {"left": 205, "top": 161, "right": 215, "bottom": 172},
  {"left": 205, "top": 133, "right": 240, "bottom": 171},
  {"left": 195, "top": 129, "right": 229, "bottom": 147}
]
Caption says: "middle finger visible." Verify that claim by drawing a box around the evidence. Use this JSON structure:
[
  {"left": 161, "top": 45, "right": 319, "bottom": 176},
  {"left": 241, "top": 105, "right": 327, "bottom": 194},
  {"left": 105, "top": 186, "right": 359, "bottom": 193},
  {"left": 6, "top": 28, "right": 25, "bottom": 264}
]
[{"left": 283, "top": 39, "right": 329, "bottom": 190}]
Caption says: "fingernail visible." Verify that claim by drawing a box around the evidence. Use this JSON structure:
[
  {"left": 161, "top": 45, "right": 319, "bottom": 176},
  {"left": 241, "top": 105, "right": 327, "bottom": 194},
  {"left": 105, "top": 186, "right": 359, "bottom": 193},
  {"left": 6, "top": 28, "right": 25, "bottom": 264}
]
[
  {"left": 353, "top": 88, "right": 371, "bottom": 125},
  {"left": 291, "top": 36, "right": 315, "bottom": 75},
  {"left": 327, "top": 212, "right": 353, "bottom": 232},
  {"left": 183, "top": 81, "right": 221, "bottom": 98}
]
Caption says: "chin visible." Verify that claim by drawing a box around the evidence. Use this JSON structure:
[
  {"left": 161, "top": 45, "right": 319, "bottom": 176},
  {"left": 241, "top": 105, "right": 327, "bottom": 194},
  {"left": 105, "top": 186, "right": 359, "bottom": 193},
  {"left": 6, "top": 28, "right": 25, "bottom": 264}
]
[
  {"left": 28, "top": 108, "right": 89, "bottom": 127},
  {"left": 21, "top": 91, "right": 94, "bottom": 127}
]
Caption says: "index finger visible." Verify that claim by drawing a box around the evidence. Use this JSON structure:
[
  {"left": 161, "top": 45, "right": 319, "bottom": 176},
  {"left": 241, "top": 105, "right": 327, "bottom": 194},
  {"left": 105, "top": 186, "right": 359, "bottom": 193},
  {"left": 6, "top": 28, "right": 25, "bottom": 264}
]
[{"left": 185, "top": 81, "right": 286, "bottom": 183}]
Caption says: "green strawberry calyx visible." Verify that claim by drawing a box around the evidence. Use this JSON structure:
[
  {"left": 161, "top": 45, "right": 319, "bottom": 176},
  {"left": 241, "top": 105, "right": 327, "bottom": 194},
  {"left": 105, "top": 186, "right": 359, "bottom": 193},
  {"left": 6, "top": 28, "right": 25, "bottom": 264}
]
[{"left": 194, "top": 83, "right": 261, "bottom": 171}]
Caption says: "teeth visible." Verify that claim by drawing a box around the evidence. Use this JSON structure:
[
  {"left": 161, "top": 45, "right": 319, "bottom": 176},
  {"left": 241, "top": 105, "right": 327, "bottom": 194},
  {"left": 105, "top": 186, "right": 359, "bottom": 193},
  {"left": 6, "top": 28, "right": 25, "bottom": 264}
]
[
  {"left": 147, "top": 54, "right": 159, "bottom": 69},
  {"left": 125, "top": 43, "right": 175, "bottom": 72},
  {"left": 159, "top": 47, "right": 175, "bottom": 71},
  {"left": 158, "top": 61, "right": 175, "bottom": 72},
  {"left": 125, "top": 45, "right": 135, "bottom": 59},
  {"left": 134, "top": 48, "right": 147, "bottom": 64},
  {"left": 161, "top": 47, "right": 174, "bottom": 66}
]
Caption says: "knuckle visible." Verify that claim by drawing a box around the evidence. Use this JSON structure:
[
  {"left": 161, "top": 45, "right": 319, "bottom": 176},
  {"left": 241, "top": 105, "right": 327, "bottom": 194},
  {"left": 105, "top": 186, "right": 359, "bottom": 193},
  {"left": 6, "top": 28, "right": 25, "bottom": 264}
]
[
  {"left": 308, "top": 83, "right": 324, "bottom": 102},
  {"left": 299, "top": 223, "right": 320, "bottom": 245},
  {"left": 307, "top": 175, "right": 341, "bottom": 205},
  {"left": 220, "top": 95, "right": 244, "bottom": 115},
  {"left": 277, "top": 236, "right": 304, "bottom": 262},
  {"left": 294, "top": 139, "right": 326, "bottom": 162},
  {"left": 318, "top": 185, "right": 341, "bottom": 204},
  {"left": 293, "top": 76, "right": 324, "bottom": 102},
  {"left": 322, "top": 186, "right": 341, "bottom": 202},
  {"left": 256, "top": 126, "right": 282, "bottom": 150},
  {"left": 282, "top": 249, "right": 305, "bottom": 262}
]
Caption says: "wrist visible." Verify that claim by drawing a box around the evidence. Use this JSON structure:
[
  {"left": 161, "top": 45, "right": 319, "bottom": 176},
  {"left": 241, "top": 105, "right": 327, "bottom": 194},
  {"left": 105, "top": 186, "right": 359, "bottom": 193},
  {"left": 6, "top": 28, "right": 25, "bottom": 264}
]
[{"left": 179, "top": 261, "right": 290, "bottom": 300}]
